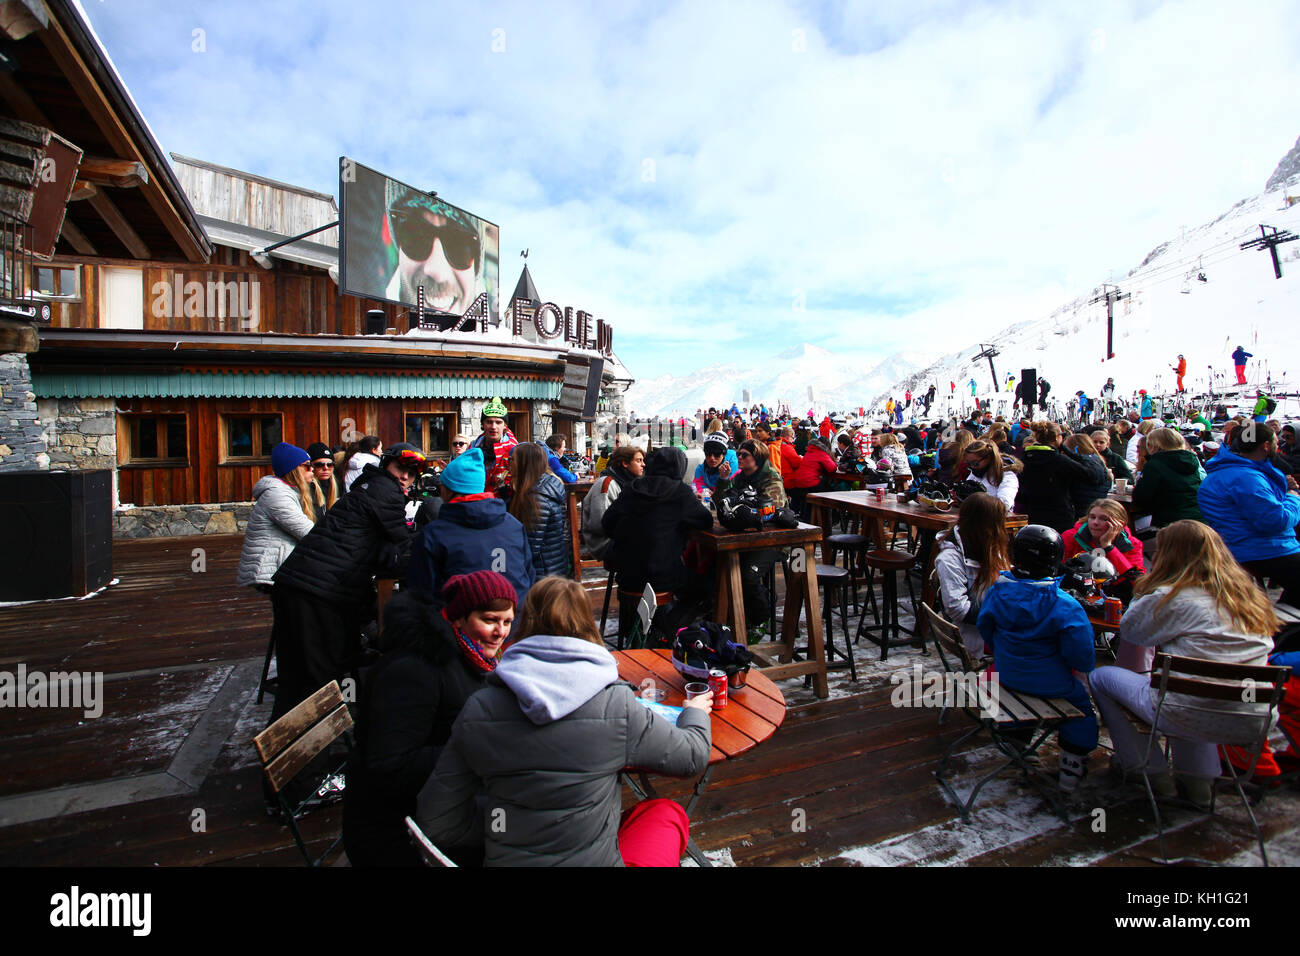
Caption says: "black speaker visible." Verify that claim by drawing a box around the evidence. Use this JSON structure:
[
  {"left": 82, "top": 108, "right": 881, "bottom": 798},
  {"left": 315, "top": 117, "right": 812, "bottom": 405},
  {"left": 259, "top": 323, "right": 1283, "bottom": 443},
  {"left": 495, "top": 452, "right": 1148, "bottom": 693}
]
[
  {"left": 1021, "top": 367, "right": 1037, "bottom": 415},
  {"left": 0, "top": 470, "right": 112, "bottom": 600},
  {"left": 365, "top": 309, "right": 386, "bottom": 335}
]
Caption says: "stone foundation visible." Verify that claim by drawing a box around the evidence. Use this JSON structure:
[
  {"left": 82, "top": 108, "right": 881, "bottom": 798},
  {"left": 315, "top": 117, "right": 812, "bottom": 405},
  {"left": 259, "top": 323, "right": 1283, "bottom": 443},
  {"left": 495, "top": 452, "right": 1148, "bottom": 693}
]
[
  {"left": 36, "top": 396, "right": 116, "bottom": 471},
  {"left": 0, "top": 352, "right": 50, "bottom": 471},
  {"left": 114, "top": 501, "right": 254, "bottom": 540}
]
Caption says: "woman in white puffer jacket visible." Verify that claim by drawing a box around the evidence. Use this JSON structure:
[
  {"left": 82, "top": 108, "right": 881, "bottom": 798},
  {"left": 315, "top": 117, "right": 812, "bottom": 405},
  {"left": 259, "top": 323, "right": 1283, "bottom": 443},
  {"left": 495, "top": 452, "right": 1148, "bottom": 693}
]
[
  {"left": 237, "top": 443, "right": 317, "bottom": 589},
  {"left": 874, "top": 432, "right": 912, "bottom": 475}
]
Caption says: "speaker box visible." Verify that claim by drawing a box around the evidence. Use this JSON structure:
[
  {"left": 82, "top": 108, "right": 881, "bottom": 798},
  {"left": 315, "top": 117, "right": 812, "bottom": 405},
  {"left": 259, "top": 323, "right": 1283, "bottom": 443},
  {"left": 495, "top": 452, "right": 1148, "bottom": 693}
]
[
  {"left": 1020, "top": 367, "right": 1037, "bottom": 415},
  {"left": 365, "top": 309, "right": 386, "bottom": 335},
  {"left": 0, "top": 470, "right": 112, "bottom": 601}
]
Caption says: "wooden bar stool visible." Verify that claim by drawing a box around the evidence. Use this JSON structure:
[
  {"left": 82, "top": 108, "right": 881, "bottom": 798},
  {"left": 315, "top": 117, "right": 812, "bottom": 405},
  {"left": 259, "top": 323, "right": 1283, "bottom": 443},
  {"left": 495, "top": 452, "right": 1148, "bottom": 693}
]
[
  {"left": 856, "top": 549, "right": 923, "bottom": 660},
  {"left": 826, "top": 531, "right": 870, "bottom": 614},
  {"left": 810, "top": 564, "right": 856, "bottom": 681}
]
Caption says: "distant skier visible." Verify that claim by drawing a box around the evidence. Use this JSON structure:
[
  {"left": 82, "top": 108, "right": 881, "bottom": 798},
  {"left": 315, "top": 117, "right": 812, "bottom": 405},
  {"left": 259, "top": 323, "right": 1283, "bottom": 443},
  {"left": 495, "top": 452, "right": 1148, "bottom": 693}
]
[
  {"left": 949, "top": 381, "right": 956, "bottom": 396},
  {"left": 1139, "top": 389, "right": 1154, "bottom": 419},
  {"left": 1101, "top": 377, "right": 1115, "bottom": 416},
  {"left": 1253, "top": 390, "right": 1276, "bottom": 424},
  {"left": 1231, "top": 345, "right": 1252, "bottom": 386},
  {"left": 1075, "top": 390, "right": 1091, "bottom": 423},
  {"left": 968, "top": 378, "right": 977, "bottom": 396},
  {"left": 1172, "top": 354, "right": 1186, "bottom": 393},
  {"left": 1038, "top": 377, "right": 1051, "bottom": 407},
  {"left": 904, "top": 389, "right": 912, "bottom": 410},
  {"left": 1005, "top": 373, "right": 1016, "bottom": 392}
]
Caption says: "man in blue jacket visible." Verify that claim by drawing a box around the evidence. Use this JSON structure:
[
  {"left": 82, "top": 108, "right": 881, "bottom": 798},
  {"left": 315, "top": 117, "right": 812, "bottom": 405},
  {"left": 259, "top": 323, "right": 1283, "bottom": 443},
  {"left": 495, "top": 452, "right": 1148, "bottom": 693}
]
[
  {"left": 405, "top": 447, "right": 536, "bottom": 614},
  {"left": 1198, "top": 422, "right": 1300, "bottom": 606},
  {"left": 978, "top": 525, "right": 1097, "bottom": 790}
]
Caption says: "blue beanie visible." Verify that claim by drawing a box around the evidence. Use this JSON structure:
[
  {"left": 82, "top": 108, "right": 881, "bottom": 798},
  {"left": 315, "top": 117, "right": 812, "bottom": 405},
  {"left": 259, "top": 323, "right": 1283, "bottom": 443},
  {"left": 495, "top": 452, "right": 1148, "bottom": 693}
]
[
  {"left": 441, "top": 446, "right": 486, "bottom": 495},
  {"left": 271, "top": 442, "right": 310, "bottom": 478}
]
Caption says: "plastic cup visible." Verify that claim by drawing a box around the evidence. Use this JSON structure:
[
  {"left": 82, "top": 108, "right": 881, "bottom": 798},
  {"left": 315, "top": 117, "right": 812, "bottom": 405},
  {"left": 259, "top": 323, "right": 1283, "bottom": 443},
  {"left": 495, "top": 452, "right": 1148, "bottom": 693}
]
[{"left": 684, "top": 682, "right": 710, "bottom": 700}]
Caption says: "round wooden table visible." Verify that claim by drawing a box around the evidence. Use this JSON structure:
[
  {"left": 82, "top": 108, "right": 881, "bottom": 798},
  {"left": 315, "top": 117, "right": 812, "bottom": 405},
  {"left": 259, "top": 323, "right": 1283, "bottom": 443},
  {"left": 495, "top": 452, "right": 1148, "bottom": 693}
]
[
  {"left": 613, "top": 648, "right": 786, "bottom": 765},
  {"left": 613, "top": 648, "right": 786, "bottom": 866}
]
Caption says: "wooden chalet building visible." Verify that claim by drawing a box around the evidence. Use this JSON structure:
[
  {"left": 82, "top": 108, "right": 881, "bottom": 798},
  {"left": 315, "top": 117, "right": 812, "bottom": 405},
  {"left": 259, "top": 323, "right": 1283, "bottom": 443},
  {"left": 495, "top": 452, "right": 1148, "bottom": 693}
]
[{"left": 0, "top": 1, "right": 631, "bottom": 539}]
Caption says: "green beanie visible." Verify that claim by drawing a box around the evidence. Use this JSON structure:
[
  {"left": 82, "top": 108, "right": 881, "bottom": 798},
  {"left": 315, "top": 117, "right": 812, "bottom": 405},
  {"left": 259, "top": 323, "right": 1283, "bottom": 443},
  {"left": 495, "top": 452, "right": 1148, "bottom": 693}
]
[{"left": 482, "top": 396, "right": 507, "bottom": 419}]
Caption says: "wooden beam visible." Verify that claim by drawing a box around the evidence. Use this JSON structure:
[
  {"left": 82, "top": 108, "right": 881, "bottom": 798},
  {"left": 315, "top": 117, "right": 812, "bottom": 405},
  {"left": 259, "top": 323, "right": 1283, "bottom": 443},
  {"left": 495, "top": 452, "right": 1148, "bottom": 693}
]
[
  {"left": 87, "top": 189, "right": 151, "bottom": 259},
  {"left": 0, "top": 0, "right": 48, "bottom": 42},
  {"left": 78, "top": 155, "right": 148, "bottom": 188},
  {"left": 0, "top": 316, "right": 39, "bottom": 352},
  {"left": 36, "top": 16, "right": 208, "bottom": 263},
  {"left": 68, "top": 179, "right": 97, "bottom": 202},
  {"left": 59, "top": 217, "right": 97, "bottom": 256},
  {"left": 0, "top": 73, "right": 51, "bottom": 127}
]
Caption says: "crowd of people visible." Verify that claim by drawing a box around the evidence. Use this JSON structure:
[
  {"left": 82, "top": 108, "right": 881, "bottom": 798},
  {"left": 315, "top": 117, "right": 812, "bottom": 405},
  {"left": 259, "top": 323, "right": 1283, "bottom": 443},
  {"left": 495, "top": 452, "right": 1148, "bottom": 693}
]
[{"left": 232, "top": 370, "right": 1299, "bottom": 865}]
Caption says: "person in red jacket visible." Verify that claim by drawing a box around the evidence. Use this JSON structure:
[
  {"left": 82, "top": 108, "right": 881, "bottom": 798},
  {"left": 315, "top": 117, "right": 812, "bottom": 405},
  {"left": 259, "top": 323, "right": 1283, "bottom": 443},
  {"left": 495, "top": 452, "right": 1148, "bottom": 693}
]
[
  {"left": 787, "top": 435, "right": 837, "bottom": 519},
  {"left": 1172, "top": 354, "right": 1187, "bottom": 393},
  {"left": 1061, "top": 498, "right": 1145, "bottom": 577},
  {"left": 818, "top": 415, "right": 835, "bottom": 440},
  {"left": 763, "top": 425, "right": 801, "bottom": 486}
]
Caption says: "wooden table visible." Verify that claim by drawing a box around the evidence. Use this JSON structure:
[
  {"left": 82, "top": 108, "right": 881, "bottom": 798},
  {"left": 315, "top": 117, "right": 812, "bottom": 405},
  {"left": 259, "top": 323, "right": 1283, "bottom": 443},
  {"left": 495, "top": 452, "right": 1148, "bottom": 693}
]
[
  {"left": 563, "top": 480, "right": 595, "bottom": 582},
  {"left": 690, "top": 521, "right": 830, "bottom": 698},
  {"left": 807, "top": 491, "right": 1027, "bottom": 641},
  {"left": 614, "top": 648, "right": 786, "bottom": 864}
]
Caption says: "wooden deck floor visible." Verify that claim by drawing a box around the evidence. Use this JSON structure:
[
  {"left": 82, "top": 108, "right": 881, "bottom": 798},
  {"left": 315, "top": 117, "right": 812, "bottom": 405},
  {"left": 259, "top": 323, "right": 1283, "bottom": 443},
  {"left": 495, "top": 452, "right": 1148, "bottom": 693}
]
[{"left": 0, "top": 535, "right": 1295, "bottom": 866}]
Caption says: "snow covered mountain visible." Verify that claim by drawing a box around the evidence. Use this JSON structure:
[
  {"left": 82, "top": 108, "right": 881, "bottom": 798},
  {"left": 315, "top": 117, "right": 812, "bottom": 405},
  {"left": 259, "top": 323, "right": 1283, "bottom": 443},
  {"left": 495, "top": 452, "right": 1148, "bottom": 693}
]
[
  {"left": 872, "top": 162, "right": 1300, "bottom": 423},
  {"left": 624, "top": 343, "right": 938, "bottom": 418}
]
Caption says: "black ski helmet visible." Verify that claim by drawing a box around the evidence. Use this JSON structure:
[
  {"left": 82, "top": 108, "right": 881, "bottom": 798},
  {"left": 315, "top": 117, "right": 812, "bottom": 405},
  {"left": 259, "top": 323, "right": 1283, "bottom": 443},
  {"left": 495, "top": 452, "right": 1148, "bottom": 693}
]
[
  {"left": 380, "top": 442, "right": 427, "bottom": 472},
  {"left": 1010, "top": 525, "right": 1064, "bottom": 578}
]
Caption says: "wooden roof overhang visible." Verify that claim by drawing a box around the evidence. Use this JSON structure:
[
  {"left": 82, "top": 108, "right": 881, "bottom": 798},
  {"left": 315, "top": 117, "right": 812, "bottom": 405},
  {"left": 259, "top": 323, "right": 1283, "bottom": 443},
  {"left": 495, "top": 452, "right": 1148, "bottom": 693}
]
[
  {"left": 31, "top": 328, "right": 569, "bottom": 379},
  {"left": 0, "top": 0, "right": 210, "bottom": 263}
]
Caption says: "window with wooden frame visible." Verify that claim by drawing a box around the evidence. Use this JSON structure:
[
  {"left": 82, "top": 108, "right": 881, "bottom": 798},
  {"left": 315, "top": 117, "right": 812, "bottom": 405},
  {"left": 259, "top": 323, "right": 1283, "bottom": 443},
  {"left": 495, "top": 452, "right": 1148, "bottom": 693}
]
[
  {"left": 220, "top": 413, "right": 282, "bottom": 463},
  {"left": 124, "top": 414, "right": 188, "bottom": 464},
  {"left": 507, "top": 410, "right": 530, "bottom": 443},
  {"left": 404, "top": 413, "right": 456, "bottom": 456},
  {"left": 32, "top": 265, "right": 80, "bottom": 300}
]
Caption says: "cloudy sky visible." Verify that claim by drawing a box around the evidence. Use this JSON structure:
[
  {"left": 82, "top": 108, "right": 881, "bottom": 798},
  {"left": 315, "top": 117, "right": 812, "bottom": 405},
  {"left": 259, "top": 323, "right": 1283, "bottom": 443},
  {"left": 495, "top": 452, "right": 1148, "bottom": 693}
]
[{"left": 80, "top": 0, "right": 1300, "bottom": 380}]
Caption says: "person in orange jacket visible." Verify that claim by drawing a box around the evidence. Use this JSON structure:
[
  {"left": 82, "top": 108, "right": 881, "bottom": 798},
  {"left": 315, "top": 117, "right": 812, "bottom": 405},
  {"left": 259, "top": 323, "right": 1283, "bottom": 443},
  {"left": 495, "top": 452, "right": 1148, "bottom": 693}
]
[{"left": 1172, "top": 354, "right": 1187, "bottom": 393}]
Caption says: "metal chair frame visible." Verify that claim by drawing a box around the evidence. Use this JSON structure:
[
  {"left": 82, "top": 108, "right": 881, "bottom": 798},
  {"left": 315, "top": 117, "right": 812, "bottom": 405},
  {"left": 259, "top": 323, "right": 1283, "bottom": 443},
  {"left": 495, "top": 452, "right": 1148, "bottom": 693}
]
[{"left": 1138, "top": 652, "right": 1291, "bottom": 866}]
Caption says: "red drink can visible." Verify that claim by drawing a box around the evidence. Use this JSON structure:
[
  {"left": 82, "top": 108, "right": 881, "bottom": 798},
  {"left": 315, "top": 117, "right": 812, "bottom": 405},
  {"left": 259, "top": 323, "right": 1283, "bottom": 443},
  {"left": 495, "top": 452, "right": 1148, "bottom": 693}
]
[
  {"left": 708, "top": 668, "right": 728, "bottom": 709},
  {"left": 1104, "top": 597, "right": 1123, "bottom": 626},
  {"left": 874, "top": 487, "right": 885, "bottom": 502}
]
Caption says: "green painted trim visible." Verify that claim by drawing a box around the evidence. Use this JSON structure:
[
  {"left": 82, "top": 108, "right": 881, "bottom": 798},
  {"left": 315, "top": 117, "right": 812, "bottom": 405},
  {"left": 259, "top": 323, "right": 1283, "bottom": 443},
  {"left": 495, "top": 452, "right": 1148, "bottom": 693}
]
[{"left": 31, "top": 370, "right": 560, "bottom": 401}]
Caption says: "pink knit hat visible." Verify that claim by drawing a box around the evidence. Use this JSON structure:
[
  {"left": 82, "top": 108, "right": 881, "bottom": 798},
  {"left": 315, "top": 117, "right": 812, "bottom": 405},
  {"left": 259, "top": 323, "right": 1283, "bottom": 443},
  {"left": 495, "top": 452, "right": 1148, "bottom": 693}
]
[{"left": 441, "top": 570, "right": 517, "bottom": 620}]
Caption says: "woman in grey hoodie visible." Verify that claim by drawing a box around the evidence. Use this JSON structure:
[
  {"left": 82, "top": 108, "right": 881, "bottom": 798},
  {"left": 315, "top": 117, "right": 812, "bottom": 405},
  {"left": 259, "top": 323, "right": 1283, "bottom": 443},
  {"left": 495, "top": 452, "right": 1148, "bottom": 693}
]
[{"left": 417, "top": 577, "right": 712, "bottom": 866}]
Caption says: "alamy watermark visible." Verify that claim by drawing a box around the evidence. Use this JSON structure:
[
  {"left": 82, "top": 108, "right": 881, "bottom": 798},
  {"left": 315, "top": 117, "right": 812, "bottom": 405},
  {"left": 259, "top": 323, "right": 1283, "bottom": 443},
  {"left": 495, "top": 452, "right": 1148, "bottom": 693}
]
[
  {"left": 0, "top": 664, "right": 103, "bottom": 719},
  {"left": 150, "top": 274, "right": 260, "bottom": 329},
  {"left": 890, "top": 663, "right": 999, "bottom": 719}
]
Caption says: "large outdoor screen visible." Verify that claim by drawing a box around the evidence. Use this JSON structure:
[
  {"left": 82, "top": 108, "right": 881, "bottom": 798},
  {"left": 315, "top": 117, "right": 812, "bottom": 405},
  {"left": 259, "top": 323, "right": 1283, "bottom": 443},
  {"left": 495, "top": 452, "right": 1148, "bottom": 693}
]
[{"left": 338, "top": 158, "right": 499, "bottom": 323}]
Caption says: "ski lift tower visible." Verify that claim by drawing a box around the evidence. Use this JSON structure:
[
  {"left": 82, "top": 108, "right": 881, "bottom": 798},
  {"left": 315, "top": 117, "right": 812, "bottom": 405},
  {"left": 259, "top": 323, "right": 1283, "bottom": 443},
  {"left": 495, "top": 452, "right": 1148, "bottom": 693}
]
[
  {"left": 1091, "top": 284, "right": 1130, "bottom": 360},
  {"left": 1240, "top": 224, "right": 1298, "bottom": 279},
  {"left": 974, "top": 343, "right": 1000, "bottom": 393}
]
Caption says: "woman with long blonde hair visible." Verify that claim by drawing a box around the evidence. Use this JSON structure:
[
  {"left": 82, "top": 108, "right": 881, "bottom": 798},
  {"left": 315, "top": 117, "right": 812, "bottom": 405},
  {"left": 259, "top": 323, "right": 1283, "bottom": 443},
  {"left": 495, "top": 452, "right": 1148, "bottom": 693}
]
[
  {"left": 1090, "top": 520, "right": 1279, "bottom": 806},
  {"left": 960, "top": 439, "right": 1022, "bottom": 510}
]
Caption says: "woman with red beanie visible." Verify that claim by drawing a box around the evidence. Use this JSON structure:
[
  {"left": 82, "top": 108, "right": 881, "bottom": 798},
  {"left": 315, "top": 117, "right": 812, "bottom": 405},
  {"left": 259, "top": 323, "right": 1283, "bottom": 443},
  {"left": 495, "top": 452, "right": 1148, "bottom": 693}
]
[{"left": 344, "top": 570, "right": 518, "bottom": 867}]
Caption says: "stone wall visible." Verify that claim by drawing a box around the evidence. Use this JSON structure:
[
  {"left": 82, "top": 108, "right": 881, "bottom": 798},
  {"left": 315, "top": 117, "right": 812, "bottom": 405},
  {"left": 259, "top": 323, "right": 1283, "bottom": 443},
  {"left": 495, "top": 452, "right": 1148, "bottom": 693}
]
[
  {"left": 114, "top": 502, "right": 253, "bottom": 540},
  {"left": 36, "top": 396, "right": 116, "bottom": 470},
  {"left": 0, "top": 352, "right": 50, "bottom": 472}
]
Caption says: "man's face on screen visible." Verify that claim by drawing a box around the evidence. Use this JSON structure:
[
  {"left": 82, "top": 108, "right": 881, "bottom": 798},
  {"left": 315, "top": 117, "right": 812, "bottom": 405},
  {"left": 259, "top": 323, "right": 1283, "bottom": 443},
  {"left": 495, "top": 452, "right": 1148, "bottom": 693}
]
[{"left": 391, "top": 208, "right": 480, "bottom": 313}]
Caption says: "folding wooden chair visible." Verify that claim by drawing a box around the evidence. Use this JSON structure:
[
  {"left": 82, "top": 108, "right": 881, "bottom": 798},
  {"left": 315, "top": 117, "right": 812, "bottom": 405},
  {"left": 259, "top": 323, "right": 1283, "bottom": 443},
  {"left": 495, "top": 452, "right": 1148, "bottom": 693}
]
[
  {"left": 253, "top": 680, "right": 353, "bottom": 866},
  {"left": 921, "top": 603, "right": 1083, "bottom": 823},
  {"left": 1139, "top": 653, "right": 1292, "bottom": 867},
  {"left": 404, "top": 816, "right": 459, "bottom": 867}
]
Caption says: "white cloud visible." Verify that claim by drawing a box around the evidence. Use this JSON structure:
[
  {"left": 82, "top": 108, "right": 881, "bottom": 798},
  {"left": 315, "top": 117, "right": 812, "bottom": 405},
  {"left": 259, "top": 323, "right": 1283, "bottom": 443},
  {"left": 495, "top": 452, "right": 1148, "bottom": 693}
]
[{"left": 81, "top": 0, "right": 1300, "bottom": 380}]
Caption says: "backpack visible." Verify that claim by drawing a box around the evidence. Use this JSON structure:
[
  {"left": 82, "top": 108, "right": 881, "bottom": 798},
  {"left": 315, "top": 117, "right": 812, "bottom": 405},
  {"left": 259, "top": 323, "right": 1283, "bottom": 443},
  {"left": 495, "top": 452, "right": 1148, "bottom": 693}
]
[{"left": 1262, "top": 396, "right": 1278, "bottom": 415}]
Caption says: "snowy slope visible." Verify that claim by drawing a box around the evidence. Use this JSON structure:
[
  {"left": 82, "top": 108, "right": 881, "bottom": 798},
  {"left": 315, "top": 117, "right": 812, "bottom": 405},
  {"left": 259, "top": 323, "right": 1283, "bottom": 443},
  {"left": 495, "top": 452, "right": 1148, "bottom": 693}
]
[
  {"left": 875, "top": 178, "right": 1300, "bottom": 423},
  {"left": 625, "top": 343, "right": 937, "bottom": 418}
]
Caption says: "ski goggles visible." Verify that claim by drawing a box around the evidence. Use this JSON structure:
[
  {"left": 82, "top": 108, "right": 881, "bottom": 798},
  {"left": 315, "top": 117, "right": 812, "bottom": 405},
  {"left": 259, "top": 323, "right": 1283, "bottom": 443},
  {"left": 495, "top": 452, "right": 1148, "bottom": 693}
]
[
  {"left": 389, "top": 211, "right": 480, "bottom": 271},
  {"left": 389, "top": 448, "right": 427, "bottom": 472}
]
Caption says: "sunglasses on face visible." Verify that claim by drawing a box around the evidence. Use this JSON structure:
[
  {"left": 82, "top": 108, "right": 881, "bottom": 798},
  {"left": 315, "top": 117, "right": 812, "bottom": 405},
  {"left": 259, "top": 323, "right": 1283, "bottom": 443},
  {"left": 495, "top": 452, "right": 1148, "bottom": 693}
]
[
  {"left": 736, "top": 451, "right": 753, "bottom": 460},
  {"left": 452, "top": 441, "right": 469, "bottom": 448},
  {"left": 312, "top": 460, "right": 333, "bottom": 469},
  {"left": 390, "top": 212, "right": 480, "bottom": 271}
]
